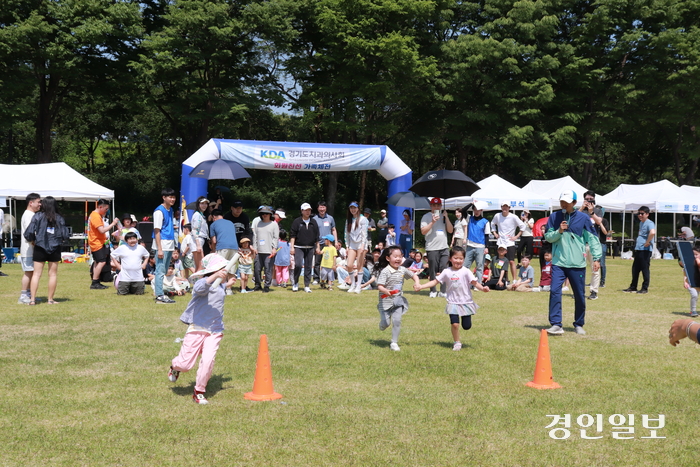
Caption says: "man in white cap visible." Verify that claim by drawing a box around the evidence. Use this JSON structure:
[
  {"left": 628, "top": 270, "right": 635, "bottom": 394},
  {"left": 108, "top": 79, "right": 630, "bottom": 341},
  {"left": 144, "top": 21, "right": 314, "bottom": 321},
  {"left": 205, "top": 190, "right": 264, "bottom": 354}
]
[
  {"left": 420, "top": 197, "right": 453, "bottom": 298},
  {"left": 490, "top": 202, "right": 526, "bottom": 283},
  {"left": 290, "top": 202, "right": 320, "bottom": 292},
  {"left": 464, "top": 201, "right": 491, "bottom": 285},
  {"left": 544, "top": 190, "right": 602, "bottom": 336},
  {"left": 376, "top": 209, "right": 389, "bottom": 247}
]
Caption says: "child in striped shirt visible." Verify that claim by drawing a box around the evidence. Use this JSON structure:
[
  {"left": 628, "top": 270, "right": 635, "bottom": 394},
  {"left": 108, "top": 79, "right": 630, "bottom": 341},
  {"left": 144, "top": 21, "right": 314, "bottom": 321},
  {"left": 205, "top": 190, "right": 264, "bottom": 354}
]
[{"left": 376, "top": 245, "right": 421, "bottom": 351}]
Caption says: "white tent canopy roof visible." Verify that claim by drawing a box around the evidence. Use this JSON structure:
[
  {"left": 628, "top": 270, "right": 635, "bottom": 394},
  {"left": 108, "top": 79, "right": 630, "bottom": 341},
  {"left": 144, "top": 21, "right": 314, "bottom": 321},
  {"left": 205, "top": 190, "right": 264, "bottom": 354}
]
[
  {"left": 0, "top": 163, "right": 114, "bottom": 201},
  {"left": 604, "top": 180, "right": 693, "bottom": 213},
  {"left": 523, "top": 176, "right": 625, "bottom": 211},
  {"left": 444, "top": 174, "right": 550, "bottom": 211}
]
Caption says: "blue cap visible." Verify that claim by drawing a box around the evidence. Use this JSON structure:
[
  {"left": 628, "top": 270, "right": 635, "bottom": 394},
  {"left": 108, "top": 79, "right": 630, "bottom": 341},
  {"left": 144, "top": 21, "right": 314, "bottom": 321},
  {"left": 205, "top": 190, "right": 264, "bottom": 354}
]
[
  {"left": 323, "top": 234, "right": 335, "bottom": 243},
  {"left": 349, "top": 202, "right": 359, "bottom": 208}
]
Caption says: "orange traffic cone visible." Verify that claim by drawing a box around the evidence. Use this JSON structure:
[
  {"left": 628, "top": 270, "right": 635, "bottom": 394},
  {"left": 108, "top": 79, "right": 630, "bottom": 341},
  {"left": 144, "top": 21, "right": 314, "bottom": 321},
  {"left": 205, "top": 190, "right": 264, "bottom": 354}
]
[
  {"left": 244, "top": 335, "right": 283, "bottom": 401},
  {"left": 526, "top": 329, "right": 562, "bottom": 390}
]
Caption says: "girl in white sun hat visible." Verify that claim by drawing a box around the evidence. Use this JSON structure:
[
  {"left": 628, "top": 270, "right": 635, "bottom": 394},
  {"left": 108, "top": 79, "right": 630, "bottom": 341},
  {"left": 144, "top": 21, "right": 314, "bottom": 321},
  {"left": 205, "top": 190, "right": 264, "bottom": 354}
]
[{"left": 168, "top": 253, "right": 235, "bottom": 404}]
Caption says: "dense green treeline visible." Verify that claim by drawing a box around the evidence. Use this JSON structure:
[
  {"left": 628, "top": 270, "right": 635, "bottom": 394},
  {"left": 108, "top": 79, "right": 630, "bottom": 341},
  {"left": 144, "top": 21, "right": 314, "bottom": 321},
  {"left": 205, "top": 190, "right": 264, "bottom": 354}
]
[{"left": 1, "top": 0, "right": 699, "bottom": 213}]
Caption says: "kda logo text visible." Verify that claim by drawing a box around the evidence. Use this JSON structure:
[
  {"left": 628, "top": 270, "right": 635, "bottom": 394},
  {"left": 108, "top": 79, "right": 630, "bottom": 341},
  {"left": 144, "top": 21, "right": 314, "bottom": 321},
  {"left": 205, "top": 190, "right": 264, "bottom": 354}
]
[{"left": 260, "top": 150, "right": 285, "bottom": 159}]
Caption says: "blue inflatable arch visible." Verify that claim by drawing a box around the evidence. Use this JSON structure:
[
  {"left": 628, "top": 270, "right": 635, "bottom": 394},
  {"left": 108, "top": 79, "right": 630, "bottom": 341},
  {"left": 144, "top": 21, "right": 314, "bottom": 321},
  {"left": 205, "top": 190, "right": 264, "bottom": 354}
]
[{"left": 181, "top": 139, "right": 413, "bottom": 231}]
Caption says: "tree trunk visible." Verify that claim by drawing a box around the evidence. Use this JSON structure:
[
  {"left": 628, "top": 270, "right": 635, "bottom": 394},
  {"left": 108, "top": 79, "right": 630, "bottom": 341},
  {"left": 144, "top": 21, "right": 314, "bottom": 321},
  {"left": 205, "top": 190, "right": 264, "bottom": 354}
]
[
  {"left": 35, "top": 73, "right": 60, "bottom": 163},
  {"left": 326, "top": 172, "right": 339, "bottom": 216}
]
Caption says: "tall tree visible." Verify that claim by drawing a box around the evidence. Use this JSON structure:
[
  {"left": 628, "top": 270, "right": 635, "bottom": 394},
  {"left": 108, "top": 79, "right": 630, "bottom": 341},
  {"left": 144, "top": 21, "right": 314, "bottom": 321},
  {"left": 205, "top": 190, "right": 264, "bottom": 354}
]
[{"left": 0, "top": 0, "right": 141, "bottom": 163}]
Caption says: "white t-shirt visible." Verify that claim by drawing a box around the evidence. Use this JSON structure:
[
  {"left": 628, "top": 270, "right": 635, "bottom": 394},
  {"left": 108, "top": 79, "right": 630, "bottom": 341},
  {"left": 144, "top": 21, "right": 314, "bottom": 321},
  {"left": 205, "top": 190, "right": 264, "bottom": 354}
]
[
  {"left": 0, "top": 208, "right": 3, "bottom": 240},
  {"left": 490, "top": 212, "right": 526, "bottom": 248},
  {"left": 181, "top": 233, "right": 197, "bottom": 259},
  {"left": 421, "top": 212, "right": 449, "bottom": 251},
  {"left": 111, "top": 244, "right": 150, "bottom": 282},
  {"left": 452, "top": 218, "right": 467, "bottom": 239},
  {"left": 20, "top": 210, "right": 36, "bottom": 257},
  {"left": 153, "top": 209, "right": 175, "bottom": 252}
]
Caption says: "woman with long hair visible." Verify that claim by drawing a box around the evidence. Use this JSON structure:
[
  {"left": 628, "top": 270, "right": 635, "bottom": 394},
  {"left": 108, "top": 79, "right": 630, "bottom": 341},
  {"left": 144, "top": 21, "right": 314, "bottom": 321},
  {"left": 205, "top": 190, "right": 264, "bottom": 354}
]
[
  {"left": 344, "top": 201, "right": 369, "bottom": 294},
  {"left": 23, "top": 196, "right": 69, "bottom": 304},
  {"left": 399, "top": 210, "right": 414, "bottom": 258},
  {"left": 191, "top": 196, "right": 210, "bottom": 271}
]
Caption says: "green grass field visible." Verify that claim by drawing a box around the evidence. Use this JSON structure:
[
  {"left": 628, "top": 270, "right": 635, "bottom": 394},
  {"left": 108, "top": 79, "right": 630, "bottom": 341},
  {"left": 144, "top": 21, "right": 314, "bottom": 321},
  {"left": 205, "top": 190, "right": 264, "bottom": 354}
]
[{"left": 0, "top": 258, "right": 696, "bottom": 466}]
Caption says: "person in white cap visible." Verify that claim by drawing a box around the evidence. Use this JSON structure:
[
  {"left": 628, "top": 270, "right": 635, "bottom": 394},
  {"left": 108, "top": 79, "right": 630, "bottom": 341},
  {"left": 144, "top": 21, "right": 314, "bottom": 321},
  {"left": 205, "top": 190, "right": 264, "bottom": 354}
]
[
  {"left": 290, "top": 202, "right": 320, "bottom": 292},
  {"left": 544, "top": 190, "right": 602, "bottom": 336},
  {"left": 168, "top": 253, "right": 236, "bottom": 405},
  {"left": 490, "top": 202, "right": 526, "bottom": 283},
  {"left": 376, "top": 209, "right": 389, "bottom": 247}
]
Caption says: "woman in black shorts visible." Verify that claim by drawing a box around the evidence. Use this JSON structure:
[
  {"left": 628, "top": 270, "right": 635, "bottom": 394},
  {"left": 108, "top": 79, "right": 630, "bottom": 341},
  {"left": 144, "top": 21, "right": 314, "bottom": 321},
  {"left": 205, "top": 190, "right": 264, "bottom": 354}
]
[{"left": 23, "top": 196, "right": 69, "bottom": 305}]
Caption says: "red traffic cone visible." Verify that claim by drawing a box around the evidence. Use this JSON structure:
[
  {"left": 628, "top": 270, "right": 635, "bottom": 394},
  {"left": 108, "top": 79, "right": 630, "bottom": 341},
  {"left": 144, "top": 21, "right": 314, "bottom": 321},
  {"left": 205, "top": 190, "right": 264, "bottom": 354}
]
[
  {"left": 244, "top": 335, "right": 283, "bottom": 401},
  {"left": 526, "top": 329, "right": 562, "bottom": 389}
]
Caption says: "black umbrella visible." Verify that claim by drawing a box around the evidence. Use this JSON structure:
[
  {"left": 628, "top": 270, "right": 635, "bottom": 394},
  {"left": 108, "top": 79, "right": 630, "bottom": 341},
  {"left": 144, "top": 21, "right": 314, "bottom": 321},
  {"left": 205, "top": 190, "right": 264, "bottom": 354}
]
[
  {"left": 185, "top": 201, "right": 200, "bottom": 210},
  {"left": 189, "top": 159, "right": 251, "bottom": 180},
  {"left": 387, "top": 191, "right": 431, "bottom": 210},
  {"left": 409, "top": 169, "right": 480, "bottom": 199},
  {"left": 213, "top": 185, "right": 231, "bottom": 193}
]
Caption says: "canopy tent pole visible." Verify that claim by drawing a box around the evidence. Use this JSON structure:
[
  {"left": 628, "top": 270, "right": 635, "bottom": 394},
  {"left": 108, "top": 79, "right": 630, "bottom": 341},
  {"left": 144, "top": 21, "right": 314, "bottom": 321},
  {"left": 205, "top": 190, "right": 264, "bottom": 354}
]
[{"left": 622, "top": 210, "right": 626, "bottom": 253}]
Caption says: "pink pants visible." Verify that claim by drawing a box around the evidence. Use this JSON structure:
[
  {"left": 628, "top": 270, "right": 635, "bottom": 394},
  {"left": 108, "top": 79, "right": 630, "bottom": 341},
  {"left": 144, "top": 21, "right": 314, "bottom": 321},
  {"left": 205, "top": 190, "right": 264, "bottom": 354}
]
[
  {"left": 275, "top": 265, "right": 289, "bottom": 284},
  {"left": 171, "top": 331, "right": 223, "bottom": 393}
]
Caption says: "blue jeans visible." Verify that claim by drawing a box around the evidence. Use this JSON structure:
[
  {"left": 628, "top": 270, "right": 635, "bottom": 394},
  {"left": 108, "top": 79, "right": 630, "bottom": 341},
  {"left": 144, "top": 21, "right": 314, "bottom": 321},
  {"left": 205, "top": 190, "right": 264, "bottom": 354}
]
[
  {"left": 599, "top": 244, "right": 607, "bottom": 285},
  {"left": 399, "top": 234, "right": 412, "bottom": 258},
  {"left": 465, "top": 246, "right": 485, "bottom": 283},
  {"left": 155, "top": 250, "right": 173, "bottom": 297},
  {"left": 549, "top": 265, "right": 586, "bottom": 328}
]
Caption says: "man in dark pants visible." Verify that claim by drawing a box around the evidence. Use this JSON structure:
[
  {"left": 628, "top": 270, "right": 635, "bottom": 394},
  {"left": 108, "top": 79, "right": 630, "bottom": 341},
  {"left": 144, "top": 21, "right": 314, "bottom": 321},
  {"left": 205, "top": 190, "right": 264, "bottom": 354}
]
[
  {"left": 624, "top": 205, "right": 656, "bottom": 294},
  {"left": 420, "top": 198, "right": 453, "bottom": 298}
]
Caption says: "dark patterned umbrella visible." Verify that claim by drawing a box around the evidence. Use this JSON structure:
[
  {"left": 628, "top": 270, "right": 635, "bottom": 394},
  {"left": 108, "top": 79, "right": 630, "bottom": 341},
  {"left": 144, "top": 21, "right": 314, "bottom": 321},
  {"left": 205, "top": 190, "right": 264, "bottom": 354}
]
[{"left": 409, "top": 169, "right": 480, "bottom": 199}]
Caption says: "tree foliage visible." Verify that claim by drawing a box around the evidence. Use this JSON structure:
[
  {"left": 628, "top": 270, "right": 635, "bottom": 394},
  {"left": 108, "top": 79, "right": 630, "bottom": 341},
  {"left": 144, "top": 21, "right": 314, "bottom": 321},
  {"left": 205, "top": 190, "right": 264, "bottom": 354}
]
[{"left": 1, "top": 0, "right": 699, "bottom": 214}]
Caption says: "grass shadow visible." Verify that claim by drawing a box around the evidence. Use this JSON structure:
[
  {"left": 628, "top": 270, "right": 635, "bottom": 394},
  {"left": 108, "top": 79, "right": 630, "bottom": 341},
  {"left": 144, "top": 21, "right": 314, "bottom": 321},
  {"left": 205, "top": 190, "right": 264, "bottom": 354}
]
[
  {"left": 170, "top": 373, "right": 232, "bottom": 399},
  {"left": 671, "top": 311, "right": 694, "bottom": 316},
  {"left": 368, "top": 339, "right": 391, "bottom": 349}
]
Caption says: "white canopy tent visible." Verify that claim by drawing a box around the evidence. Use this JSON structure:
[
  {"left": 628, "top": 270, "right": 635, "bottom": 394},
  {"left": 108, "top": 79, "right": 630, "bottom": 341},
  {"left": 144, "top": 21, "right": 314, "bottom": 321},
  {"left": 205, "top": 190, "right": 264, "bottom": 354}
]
[
  {"left": 0, "top": 163, "right": 114, "bottom": 201},
  {"left": 522, "top": 176, "right": 625, "bottom": 212},
  {"left": 0, "top": 163, "right": 115, "bottom": 248},
  {"left": 444, "top": 174, "right": 550, "bottom": 211}
]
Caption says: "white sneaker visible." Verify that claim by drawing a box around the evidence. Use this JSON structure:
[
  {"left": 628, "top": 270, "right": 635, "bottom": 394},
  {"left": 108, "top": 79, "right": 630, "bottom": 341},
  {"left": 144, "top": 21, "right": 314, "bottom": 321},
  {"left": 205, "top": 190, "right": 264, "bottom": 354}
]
[
  {"left": 292, "top": 285, "right": 298, "bottom": 292},
  {"left": 531, "top": 287, "right": 541, "bottom": 292},
  {"left": 18, "top": 295, "right": 31, "bottom": 305},
  {"left": 429, "top": 291, "right": 438, "bottom": 298},
  {"left": 304, "top": 287, "right": 312, "bottom": 293},
  {"left": 574, "top": 326, "right": 586, "bottom": 336},
  {"left": 546, "top": 325, "right": 565, "bottom": 335},
  {"left": 390, "top": 342, "right": 400, "bottom": 351},
  {"left": 225, "top": 289, "right": 233, "bottom": 296},
  {"left": 452, "top": 342, "right": 462, "bottom": 351},
  {"left": 337, "top": 283, "right": 350, "bottom": 290},
  {"left": 437, "top": 292, "right": 446, "bottom": 298},
  {"left": 347, "top": 284, "right": 356, "bottom": 293},
  {"left": 562, "top": 286, "right": 570, "bottom": 292},
  {"left": 312, "top": 280, "right": 319, "bottom": 285},
  {"left": 240, "top": 289, "right": 248, "bottom": 294},
  {"left": 354, "top": 286, "right": 362, "bottom": 294}
]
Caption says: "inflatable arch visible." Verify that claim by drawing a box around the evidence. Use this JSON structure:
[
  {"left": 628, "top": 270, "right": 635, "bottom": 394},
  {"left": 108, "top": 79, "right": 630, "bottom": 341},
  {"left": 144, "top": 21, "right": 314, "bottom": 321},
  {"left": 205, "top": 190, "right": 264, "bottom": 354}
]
[{"left": 181, "top": 139, "right": 413, "bottom": 231}]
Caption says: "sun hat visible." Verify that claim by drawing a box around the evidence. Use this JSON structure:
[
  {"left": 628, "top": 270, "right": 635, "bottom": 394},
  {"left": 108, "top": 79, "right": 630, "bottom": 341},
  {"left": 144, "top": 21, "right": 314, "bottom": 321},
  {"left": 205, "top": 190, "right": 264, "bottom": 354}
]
[
  {"left": 559, "top": 190, "right": 577, "bottom": 203},
  {"left": 380, "top": 209, "right": 386, "bottom": 214},
  {"left": 300, "top": 203, "right": 312, "bottom": 211},
  {"left": 189, "top": 254, "right": 228, "bottom": 281},
  {"left": 323, "top": 234, "right": 335, "bottom": 243},
  {"left": 363, "top": 207, "right": 372, "bottom": 214},
  {"left": 122, "top": 213, "right": 131, "bottom": 221},
  {"left": 258, "top": 206, "right": 273, "bottom": 214},
  {"left": 484, "top": 254, "right": 492, "bottom": 261},
  {"left": 349, "top": 202, "right": 359, "bottom": 208},
  {"left": 239, "top": 237, "right": 251, "bottom": 245},
  {"left": 276, "top": 209, "right": 286, "bottom": 219},
  {"left": 429, "top": 198, "right": 442, "bottom": 205}
]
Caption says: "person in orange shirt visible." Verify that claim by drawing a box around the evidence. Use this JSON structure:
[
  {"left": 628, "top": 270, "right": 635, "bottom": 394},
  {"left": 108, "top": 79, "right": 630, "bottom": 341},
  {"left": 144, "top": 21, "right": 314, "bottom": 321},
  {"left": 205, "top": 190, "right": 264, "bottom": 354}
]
[{"left": 89, "top": 199, "right": 118, "bottom": 289}]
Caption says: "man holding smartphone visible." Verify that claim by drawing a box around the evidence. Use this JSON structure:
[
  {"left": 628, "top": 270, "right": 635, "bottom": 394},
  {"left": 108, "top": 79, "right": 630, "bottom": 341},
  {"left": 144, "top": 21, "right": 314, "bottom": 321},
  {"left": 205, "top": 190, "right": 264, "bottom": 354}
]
[
  {"left": 544, "top": 190, "right": 602, "bottom": 336},
  {"left": 420, "top": 198, "right": 453, "bottom": 298}
]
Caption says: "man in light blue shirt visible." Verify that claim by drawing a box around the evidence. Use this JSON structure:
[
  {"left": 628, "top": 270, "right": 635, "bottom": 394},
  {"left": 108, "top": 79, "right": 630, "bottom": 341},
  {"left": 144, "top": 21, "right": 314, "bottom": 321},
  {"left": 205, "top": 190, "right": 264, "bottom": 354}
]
[{"left": 624, "top": 206, "right": 655, "bottom": 294}]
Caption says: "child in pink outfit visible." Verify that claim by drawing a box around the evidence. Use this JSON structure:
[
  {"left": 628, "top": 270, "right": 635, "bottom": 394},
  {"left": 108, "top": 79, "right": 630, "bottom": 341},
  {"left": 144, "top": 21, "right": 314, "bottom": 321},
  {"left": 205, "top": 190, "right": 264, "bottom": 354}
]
[{"left": 168, "top": 254, "right": 235, "bottom": 404}]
